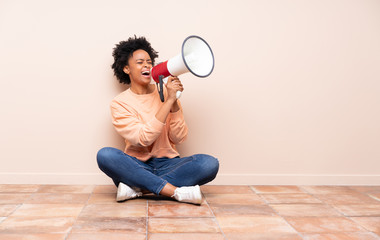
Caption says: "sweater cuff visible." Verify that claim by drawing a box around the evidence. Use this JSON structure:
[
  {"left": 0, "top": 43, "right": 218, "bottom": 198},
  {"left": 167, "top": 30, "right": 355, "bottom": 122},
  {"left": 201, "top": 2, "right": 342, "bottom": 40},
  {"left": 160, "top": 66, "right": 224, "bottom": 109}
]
[{"left": 169, "top": 109, "right": 183, "bottom": 120}]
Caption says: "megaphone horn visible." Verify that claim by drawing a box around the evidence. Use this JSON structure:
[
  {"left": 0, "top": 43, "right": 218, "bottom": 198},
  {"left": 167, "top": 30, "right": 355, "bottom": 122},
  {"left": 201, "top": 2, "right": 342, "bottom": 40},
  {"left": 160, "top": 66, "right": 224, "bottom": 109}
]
[{"left": 151, "top": 35, "right": 215, "bottom": 102}]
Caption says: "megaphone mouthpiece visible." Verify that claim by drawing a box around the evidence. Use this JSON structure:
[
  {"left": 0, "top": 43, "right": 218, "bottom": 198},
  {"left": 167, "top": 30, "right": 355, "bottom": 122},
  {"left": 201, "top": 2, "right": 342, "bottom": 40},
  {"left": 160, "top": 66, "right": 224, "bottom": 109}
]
[{"left": 151, "top": 61, "right": 170, "bottom": 83}]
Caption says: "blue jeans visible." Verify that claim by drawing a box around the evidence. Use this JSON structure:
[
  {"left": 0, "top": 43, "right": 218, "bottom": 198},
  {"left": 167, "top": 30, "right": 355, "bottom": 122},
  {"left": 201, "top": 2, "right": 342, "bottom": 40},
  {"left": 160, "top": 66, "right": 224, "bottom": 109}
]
[{"left": 97, "top": 147, "right": 219, "bottom": 195}]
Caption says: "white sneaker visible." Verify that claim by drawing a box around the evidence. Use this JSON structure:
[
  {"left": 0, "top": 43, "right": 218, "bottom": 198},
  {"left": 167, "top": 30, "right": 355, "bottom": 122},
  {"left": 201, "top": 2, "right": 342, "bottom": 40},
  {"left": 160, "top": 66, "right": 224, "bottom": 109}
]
[
  {"left": 116, "top": 182, "right": 142, "bottom": 202},
  {"left": 172, "top": 185, "right": 202, "bottom": 205}
]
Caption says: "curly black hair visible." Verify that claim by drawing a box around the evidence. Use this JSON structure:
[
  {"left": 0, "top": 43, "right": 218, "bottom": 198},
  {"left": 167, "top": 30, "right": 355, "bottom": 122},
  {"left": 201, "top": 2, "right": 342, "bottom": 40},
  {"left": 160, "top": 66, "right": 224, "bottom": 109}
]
[{"left": 111, "top": 36, "right": 159, "bottom": 84}]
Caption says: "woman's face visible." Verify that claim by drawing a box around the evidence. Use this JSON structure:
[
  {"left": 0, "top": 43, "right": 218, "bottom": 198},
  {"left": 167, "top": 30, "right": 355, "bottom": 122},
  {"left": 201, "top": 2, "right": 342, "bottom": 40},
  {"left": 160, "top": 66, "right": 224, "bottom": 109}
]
[{"left": 124, "top": 49, "right": 153, "bottom": 86}]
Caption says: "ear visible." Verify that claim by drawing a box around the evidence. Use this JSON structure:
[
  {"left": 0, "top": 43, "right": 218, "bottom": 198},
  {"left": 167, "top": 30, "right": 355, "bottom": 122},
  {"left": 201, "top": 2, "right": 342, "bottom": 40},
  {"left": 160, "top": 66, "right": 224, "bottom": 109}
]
[{"left": 123, "top": 66, "right": 130, "bottom": 75}]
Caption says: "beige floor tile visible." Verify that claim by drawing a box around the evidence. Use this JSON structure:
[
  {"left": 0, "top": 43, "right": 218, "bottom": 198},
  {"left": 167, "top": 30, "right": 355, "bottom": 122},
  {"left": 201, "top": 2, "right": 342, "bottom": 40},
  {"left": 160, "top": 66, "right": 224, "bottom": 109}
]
[
  {"left": 349, "top": 186, "right": 380, "bottom": 193},
  {"left": 210, "top": 204, "right": 276, "bottom": 217},
  {"left": 225, "top": 233, "right": 302, "bottom": 240},
  {"left": 316, "top": 193, "right": 380, "bottom": 205},
  {"left": 11, "top": 204, "right": 83, "bottom": 217},
  {"left": 67, "top": 232, "right": 146, "bottom": 240},
  {"left": 0, "top": 185, "right": 40, "bottom": 193},
  {"left": 79, "top": 204, "right": 146, "bottom": 218},
  {"left": 148, "top": 233, "right": 225, "bottom": 240},
  {"left": 93, "top": 185, "right": 117, "bottom": 194},
  {"left": 270, "top": 204, "right": 342, "bottom": 217},
  {"left": 149, "top": 217, "right": 220, "bottom": 233},
  {"left": 333, "top": 204, "right": 380, "bottom": 216},
  {"left": 301, "top": 232, "right": 379, "bottom": 240},
  {"left": 200, "top": 185, "right": 253, "bottom": 194},
  {"left": 0, "top": 216, "right": 76, "bottom": 233},
  {"left": 216, "top": 216, "right": 296, "bottom": 233},
  {"left": 205, "top": 193, "right": 264, "bottom": 205},
  {"left": 286, "top": 217, "right": 364, "bottom": 233},
  {"left": 0, "top": 194, "right": 32, "bottom": 204},
  {"left": 87, "top": 193, "right": 115, "bottom": 204},
  {"left": 252, "top": 186, "right": 304, "bottom": 194},
  {"left": 350, "top": 217, "right": 380, "bottom": 234},
  {"left": 0, "top": 233, "right": 66, "bottom": 240},
  {"left": 0, "top": 205, "right": 19, "bottom": 217},
  {"left": 149, "top": 203, "right": 212, "bottom": 217},
  {"left": 72, "top": 217, "right": 146, "bottom": 233},
  {"left": 301, "top": 186, "right": 359, "bottom": 195},
  {"left": 260, "top": 193, "right": 322, "bottom": 204},
  {"left": 25, "top": 193, "right": 90, "bottom": 204},
  {"left": 37, "top": 185, "right": 94, "bottom": 193}
]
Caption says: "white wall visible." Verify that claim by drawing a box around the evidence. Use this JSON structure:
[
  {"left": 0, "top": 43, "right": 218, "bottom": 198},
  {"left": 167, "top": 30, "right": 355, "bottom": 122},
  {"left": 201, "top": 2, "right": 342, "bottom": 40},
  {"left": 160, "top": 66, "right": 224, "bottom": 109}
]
[{"left": 1, "top": 0, "right": 379, "bottom": 185}]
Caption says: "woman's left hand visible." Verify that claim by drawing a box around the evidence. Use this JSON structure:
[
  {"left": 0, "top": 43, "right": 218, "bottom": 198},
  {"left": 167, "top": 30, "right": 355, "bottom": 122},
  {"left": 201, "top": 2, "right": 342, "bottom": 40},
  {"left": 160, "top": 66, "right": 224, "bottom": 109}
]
[{"left": 166, "top": 76, "right": 184, "bottom": 101}]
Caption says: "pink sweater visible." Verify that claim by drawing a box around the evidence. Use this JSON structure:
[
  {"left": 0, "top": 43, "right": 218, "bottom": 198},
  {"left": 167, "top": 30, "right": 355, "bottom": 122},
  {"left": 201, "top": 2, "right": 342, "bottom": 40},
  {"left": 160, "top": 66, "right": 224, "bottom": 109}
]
[{"left": 110, "top": 84, "right": 188, "bottom": 161}]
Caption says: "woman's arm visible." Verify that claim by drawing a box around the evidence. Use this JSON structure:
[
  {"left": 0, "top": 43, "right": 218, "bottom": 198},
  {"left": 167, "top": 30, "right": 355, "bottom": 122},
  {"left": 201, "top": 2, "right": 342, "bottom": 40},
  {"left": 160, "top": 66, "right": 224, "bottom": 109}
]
[
  {"left": 111, "top": 102, "right": 165, "bottom": 147},
  {"left": 155, "top": 76, "right": 184, "bottom": 123},
  {"left": 168, "top": 102, "right": 188, "bottom": 144}
]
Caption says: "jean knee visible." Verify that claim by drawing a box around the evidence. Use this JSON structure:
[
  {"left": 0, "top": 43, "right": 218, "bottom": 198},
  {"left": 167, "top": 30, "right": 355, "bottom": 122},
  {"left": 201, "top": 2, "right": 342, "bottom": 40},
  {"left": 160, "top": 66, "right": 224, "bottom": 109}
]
[
  {"left": 208, "top": 156, "right": 219, "bottom": 176},
  {"left": 96, "top": 147, "right": 113, "bottom": 168},
  {"left": 196, "top": 154, "right": 219, "bottom": 176}
]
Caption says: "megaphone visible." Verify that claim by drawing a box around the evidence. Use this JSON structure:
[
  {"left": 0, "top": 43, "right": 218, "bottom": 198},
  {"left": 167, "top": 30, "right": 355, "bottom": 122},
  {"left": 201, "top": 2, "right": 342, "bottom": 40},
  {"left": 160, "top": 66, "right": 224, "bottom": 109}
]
[{"left": 151, "top": 35, "right": 215, "bottom": 102}]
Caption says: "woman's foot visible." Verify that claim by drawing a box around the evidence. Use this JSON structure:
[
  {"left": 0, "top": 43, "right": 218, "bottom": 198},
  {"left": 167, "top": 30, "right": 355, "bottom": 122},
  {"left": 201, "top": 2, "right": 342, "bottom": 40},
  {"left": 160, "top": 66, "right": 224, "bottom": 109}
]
[
  {"left": 172, "top": 185, "right": 202, "bottom": 205},
  {"left": 116, "top": 182, "right": 142, "bottom": 202}
]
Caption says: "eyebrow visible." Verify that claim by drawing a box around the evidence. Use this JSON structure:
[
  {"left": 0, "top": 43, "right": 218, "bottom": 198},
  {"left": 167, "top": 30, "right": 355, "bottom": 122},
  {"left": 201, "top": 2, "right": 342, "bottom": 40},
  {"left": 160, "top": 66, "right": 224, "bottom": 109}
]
[{"left": 136, "top": 58, "right": 152, "bottom": 62}]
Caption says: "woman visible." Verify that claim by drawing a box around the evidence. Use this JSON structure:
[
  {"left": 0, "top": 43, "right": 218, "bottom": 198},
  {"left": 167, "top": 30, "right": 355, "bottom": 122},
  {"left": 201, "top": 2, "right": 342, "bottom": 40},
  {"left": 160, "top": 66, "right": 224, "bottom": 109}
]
[{"left": 97, "top": 36, "right": 219, "bottom": 204}]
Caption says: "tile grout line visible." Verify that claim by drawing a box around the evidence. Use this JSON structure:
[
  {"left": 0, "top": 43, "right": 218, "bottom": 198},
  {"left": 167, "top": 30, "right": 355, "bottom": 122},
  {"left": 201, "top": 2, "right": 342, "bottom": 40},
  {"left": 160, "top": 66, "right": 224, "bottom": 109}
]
[
  {"left": 0, "top": 186, "right": 38, "bottom": 233},
  {"left": 0, "top": 203, "right": 23, "bottom": 233},
  {"left": 146, "top": 200, "right": 149, "bottom": 240},
  {"left": 269, "top": 185, "right": 380, "bottom": 237},
  {"left": 250, "top": 185, "right": 306, "bottom": 240},
  {"left": 348, "top": 185, "right": 380, "bottom": 203},
  {"left": 63, "top": 186, "right": 94, "bottom": 240},
  {"left": 298, "top": 185, "right": 352, "bottom": 216},
  {"left": 281, "top": 186, "right": 377, "bottom": 236},
  {"left": 6, "top": 203, "right": 23, "bottom": 218},
  {"left": 203, "top": 192, "right": 228, "bottom": 240},
  {"left": 349, "top": 217, "right": 380, "bottom": 238}
]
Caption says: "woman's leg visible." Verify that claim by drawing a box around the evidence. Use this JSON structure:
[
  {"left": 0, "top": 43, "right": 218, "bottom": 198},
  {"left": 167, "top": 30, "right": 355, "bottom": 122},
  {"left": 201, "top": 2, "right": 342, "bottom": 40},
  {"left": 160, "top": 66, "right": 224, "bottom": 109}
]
[
  {"left": 157, "top": 154, "right": 219, "bottom": 187},
  {"left": 96, "top": 147, "right": 168, "bottom": 195}
]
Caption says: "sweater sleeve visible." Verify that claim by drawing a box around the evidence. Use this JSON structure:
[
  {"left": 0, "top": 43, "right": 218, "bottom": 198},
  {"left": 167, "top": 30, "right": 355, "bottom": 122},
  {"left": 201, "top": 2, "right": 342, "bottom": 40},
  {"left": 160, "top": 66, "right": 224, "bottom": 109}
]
[
  {"left": 168, "top": 101, "right": 188, "bottom": 144},
  {"left": 110, "top": 100, "right": 165, "bottom": 147}
]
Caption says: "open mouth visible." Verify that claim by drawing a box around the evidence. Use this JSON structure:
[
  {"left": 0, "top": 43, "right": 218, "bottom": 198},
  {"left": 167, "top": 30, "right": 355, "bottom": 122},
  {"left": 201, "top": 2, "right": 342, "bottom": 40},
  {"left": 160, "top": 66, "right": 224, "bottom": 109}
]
[{"left": 142, "top": 71, "right": 150, "bottom": 77}]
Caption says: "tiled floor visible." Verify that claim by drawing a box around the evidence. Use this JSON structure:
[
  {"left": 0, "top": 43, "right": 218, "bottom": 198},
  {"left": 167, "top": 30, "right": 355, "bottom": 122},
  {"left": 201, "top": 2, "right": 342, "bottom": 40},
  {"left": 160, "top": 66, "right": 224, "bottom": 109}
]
[{"left": 0, "top": 185, "right": 380, "bottom": 240}]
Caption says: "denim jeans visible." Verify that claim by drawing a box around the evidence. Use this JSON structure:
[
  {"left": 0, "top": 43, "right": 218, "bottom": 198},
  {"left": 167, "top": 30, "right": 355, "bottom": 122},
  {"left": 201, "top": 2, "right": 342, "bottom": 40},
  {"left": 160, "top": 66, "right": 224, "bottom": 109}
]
[{"left": 97, "top": 147, "right": 219, "bottom": 195}]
